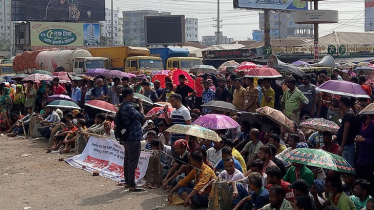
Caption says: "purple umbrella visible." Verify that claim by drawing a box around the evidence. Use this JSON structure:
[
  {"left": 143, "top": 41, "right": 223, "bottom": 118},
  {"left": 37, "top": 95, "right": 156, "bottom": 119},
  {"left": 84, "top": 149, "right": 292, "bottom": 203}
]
[
  {"left": 316, "top": 80, "right": 370, "bottom": 98},
  {"left": 47, "top": 94, "right": 75, "bottom": 104},
  {"left": 127, "top": 73, "right": 136, "bottom": 78},
  {"left": 192, "top": 114, "right": 240, "bottom": 130},
  {"left": 292, "top": 60, "right": 310, "bottom": 66},
  {"left": 85, "top": 69, "right": 110, "bottom": 77},
  {"left": 102, "top": 70, "right": 129, "bottom": 78}
]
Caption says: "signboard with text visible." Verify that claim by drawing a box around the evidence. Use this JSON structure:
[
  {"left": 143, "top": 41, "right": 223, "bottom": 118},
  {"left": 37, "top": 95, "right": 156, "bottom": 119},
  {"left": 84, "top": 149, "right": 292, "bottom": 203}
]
[
  {"left": 202, "top": 48, "right": 260, "bottom": 60},
  {"left": 234, "top": 0, "right": 307, "bottom": 10}
]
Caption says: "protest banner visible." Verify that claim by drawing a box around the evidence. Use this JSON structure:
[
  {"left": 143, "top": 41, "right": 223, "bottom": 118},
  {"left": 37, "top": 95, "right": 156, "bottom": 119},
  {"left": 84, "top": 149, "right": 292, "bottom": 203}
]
[{"left": 65, "top": 136, "right": 151, "bottom": 183}]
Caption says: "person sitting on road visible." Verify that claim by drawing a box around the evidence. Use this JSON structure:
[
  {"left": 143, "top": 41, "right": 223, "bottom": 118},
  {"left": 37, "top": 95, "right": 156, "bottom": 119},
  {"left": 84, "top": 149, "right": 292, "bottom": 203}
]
[
  {"left": 7, "top": 107, "right": 34, "bottom": 137},
  {"left": 214, "top": 147, "right": 243, "bottom": 173},
  {"left": 37, "top": 107, "right": 61, "bottom": 139},
  {"left": 60, "top": 119, "right": 87, "bottom": 154},
  {"left": 47, "top": 119, "right": 77, "bottom": 153}
]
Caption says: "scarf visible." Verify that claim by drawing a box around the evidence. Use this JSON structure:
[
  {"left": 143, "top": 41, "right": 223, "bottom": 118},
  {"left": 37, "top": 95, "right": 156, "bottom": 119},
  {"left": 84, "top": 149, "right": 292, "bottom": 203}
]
[
  {"left": 0, "top": 87, "right": 11, "bottom": 107},
  {"left": 14, "top": 85, "right": 25, "bottom": 104}
]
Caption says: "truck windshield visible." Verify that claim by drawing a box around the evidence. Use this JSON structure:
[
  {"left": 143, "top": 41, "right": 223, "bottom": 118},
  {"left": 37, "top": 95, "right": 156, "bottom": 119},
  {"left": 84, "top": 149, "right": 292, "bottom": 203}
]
[
  {"left": 180, "top": 60, "right": 203, "bottom": 69},
  {"left": 139, "top": 59, "right": 163, "bottom": 69},
  {"left": 85, "top": 60, "right": 110, "bottom": 69},
  {"left": 1, "top": 66, "right": 15, "bottom": 74}
]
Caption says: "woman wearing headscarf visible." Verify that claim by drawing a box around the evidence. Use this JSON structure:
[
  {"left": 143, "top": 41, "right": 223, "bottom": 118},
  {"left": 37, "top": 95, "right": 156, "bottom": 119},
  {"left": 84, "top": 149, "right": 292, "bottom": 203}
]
[
  {"left": 0, "top": 87, "right": 12, "bottom": 131},
  {"left": 13, "top": 85, "right": 25, "bottom": 113}
]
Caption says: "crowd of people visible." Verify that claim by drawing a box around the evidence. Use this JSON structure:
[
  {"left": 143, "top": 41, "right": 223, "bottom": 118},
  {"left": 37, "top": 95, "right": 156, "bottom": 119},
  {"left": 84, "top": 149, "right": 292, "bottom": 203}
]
[{"left": 2, "top": 66, "right": 374, "bottom": 210}]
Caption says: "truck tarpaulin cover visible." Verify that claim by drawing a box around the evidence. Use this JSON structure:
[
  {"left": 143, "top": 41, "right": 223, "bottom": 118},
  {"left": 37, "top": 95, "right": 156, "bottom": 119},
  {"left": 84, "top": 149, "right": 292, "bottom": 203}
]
[
  {"left": 13, "top": 0, "right": 105, "bottom": 21},
  {"left": 13, "top": 51, "right": 41, "bottom": 73},
  {"left": 145, "top": 15, "right": 185, "bottom": 45}
]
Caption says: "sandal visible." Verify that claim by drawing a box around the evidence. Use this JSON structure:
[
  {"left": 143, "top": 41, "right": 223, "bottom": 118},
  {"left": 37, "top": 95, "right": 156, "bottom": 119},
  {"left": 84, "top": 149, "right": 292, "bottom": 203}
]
[{"left": 129, "top": 187, "right": 144, "bottom": 192}]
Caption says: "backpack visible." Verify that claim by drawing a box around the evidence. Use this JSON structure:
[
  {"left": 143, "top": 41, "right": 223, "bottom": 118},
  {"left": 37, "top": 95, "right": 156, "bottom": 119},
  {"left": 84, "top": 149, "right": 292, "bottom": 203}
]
[{"left": 114, "top": 103, "right": 129, "bottom": 143}]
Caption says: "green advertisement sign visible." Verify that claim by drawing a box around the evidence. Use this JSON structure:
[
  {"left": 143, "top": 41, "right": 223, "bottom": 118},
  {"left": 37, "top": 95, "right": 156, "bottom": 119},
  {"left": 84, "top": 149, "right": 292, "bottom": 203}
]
[
  {"left": 339, "top": 45, "right": 347, "bottom": 55},
  {"left": 328, "top": 45, "right": 337, "bottom": 54},
  {"left": 264, "top": 46, "right": 272, "bottom": 56},
  {"left": 39, "top": 29, "right": 78, "bottom": 45}
]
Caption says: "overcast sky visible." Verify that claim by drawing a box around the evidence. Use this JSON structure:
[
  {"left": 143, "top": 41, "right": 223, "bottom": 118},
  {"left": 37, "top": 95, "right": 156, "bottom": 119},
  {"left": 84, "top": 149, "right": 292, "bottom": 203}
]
[{"left": 109, "top": 0, "right": 366, "bottom": 41}]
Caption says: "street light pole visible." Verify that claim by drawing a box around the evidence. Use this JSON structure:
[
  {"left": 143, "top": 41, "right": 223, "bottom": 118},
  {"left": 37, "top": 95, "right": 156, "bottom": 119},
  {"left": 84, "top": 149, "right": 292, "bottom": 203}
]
[{"left": 111, "top": 0, "right": 114, "bottom": 46}]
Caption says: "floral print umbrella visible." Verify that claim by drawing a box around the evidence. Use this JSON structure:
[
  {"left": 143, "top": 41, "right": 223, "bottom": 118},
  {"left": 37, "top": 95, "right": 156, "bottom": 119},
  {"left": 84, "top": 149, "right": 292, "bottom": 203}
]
[
  {"left": 192, "top": 114, "right": 239, "bottom": 130},
  {"left": 47, "top": 94, "right": 75, "bottom": 104},
  {"left": 21, "top": 73, "right": 53, "bottom": 82},
  {"left": 256, "top": 106, "right": 294, "bottom": 132},
  {"left": 284, "top": 148, "right": 355, "bottom": 174},
  {"left": 299, "top": 118, "right": 340, "bottom": 133},
  {"left": 145, "top": 106, "right": 174, "bottom": 119},
  {"left": 166, "top": 124, "right": 222, "bottom": 142}
]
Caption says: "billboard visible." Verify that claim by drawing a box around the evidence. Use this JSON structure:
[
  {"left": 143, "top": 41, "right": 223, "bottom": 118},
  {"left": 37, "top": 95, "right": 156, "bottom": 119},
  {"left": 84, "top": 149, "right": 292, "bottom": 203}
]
[
  {"left": 30, "top": 22, "right": 100, "bottom": 50},
  {"left": 145, "top": 15, "right": 185, "bottom": 45},
  {"left": 365, "top": 0, "right": 374, "bottom": 31},
  {"left": 233, "top": 0, "right": 308, "bottom": 10},
  {"left": 13, "top": 0, "right": 105, "bottom": 21}
]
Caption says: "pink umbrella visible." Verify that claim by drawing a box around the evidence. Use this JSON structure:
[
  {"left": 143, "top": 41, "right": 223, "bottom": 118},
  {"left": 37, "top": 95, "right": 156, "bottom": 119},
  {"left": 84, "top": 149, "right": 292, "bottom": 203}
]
[
  {"left": 192, "top": 114, "right": 239, "bottom": 130},
  {"left": 86, "top": 69, "right": 110, "bottom": 77},
  {"left": 244, "top": 67, "right": 282, "bottom": 78},
  {"left": 85, "top": 100, "right": 118, "bottom": 113},
  {"left": 53, "top": 75, "right": 71, "bottom": 81},
  {"left": 235, "top": 62, "right": 257, "bottom": 72},
  {"left": 53, "top": 72, "right": 69, "bottom": 76},
  {"left": 47, "top": 94, "right": 75, "bottom": 104},
  {"left": 127, "top": 73, "right": 136, "bottom": 78},
  {"left": 22, "top": 73, "right": 53, "bottom": 82},
  {"left": 151, "top": 70, "right": 170, "bottom": 75},
  {"left": 102, "top": 70, "right": 128, "bottom": 78}
]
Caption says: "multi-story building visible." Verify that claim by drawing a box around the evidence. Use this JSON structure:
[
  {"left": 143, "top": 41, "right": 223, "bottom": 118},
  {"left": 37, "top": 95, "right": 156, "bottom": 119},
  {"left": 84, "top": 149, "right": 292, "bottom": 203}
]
[
  {"left": 0, "top": 0, "right": 11, "bottom": 40},
  {"left": 100, "top": 7, "right": 123, "bottom": 46},
  {"left": 185, "top": 18, "right": 198, "bottom": 42},
  {"left": 202, "top": 32, "right": 235, "bottom": 46},
  {"left": 122, "top": 10, "right": 171, "bottom": 47},
  {"left": 255, "top": 11, "right": 314, "bottom": 41}
]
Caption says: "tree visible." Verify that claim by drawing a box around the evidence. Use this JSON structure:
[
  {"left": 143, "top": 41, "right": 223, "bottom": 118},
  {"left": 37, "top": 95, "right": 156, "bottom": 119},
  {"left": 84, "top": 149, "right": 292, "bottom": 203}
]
[
  {"left": 0, "top": 37, "right": 10, "bottom": 51},
  {"left": 124, "top": 37, "right": 137, "bottom": 47}
]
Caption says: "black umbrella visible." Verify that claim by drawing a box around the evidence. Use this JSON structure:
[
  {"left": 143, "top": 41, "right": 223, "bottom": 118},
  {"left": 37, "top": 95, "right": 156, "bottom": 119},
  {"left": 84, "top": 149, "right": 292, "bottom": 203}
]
[
  {"left": 238, "top": 112, "right": 274, "bottom": 133},
  {"left": 201, "top": 100, "right": 238, "bottom": 112},
  {"left": 354, "top": 66, "right": 373, "bottom": 75},
  {"left": 276, "top": 64, "right": 305, "bottom": 77}
]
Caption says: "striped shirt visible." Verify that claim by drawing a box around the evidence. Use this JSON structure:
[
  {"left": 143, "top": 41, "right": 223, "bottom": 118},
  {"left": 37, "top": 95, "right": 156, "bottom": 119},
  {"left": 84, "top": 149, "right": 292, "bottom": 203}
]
[{"left": 170, "top": 106, "right": 191, "bottom": 143}]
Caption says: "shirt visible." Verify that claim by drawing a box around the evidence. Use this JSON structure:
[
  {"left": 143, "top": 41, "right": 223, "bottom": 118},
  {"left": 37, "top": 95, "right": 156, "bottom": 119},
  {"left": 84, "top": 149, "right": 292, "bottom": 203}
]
[
  {"left": 144, "top": 90, "right": 158, "bottom": 103},
  {"left": 92, "top": 86, "right": 108, "bottom": 99},
  {"left": 350, "top": 195, "right": 371, "bottom": 210},
  {"left": 298, "top": 84, "right": 317, "bottom": 112},
  {"left": 219, "top": 169, "right": 244, "bottom": 181},
  {"left": 120, "top": 101, "right": 145, "bottom": 142},
  {"left": 308, "top": 132, "right": 324, "bottom": 148},
  {"left": 71, "top": 87, "right": 82, "bottom": 103},
  {"left": 25, "top": 87, "right": 37, "bottom": 108},
  {"left": 283, "top": 165, "right": 314, "bottom": 188},
  {"left": 161, "top": 145, "right": 173, "bottom": 169},
  {"left": 176, "top": 85, "right": 194, "bottom": 106},
  {"left": 85, "top": 87, "right": 94, "bottom": 102},
  {"left": 261, "top": 87, "right": 275, "bottom": 108},
  {"left": 251, "top": 188, "right": 270, "bottom": 209},
  {"left": 281, "top": 88, "right": 309, "bottom": 116},
  {"left": 108, "top": 85, "right": 120, "bottom": 105},
  {"left": 202, "top": 88, "right": 215, "bottom": 114},
  {"left": 20, "top": 113, "right": 33, "bottom": 125},
  {"left": 170, "top": 106, "right": 191, "bottom": 142},
  {"left": 271, "top": 81, "right": 283, "bottom": 110},
  {"left": 267, "top": 180, "right": 294, "bottom": 202},
  {"left": 207, "top": 147, "right": 223, "bottom": 167},
  {"left": 45, "top": 111, "right": 61, "bottom": 123},
  {"left": 215, "top": 87, "right": 230, "bottom": 102},
  {"left": 232, "top": 87, "right": 246, "bottom": 111},
  {"left": 232, "top": 148, "right": 247, "bottom": 172},
  {"left": 178, "top": 163, "right": 216, "bottom": 194},
  {"left": 52, "top": 85, "right": 66, "bottom": 95},
  {"left": 87, "top": 123, "right": 104, "bottom": 135},
  {"left": 326, "top": 192, "right": 356, "bottom": 210},
  {"left": 357, "top": 120, "right": 374, "bottom": 165},
  {"left": 243, "top": 140, "right": 263, "bottom": 162},
  {"left": 336, "top": 110, "right": 357, "bottom": 146},
  {"left": 258, "top": 86, "right": 263, "bottom": 105},
  {"left": 262, "top": 199, "right": 293, "bottom": 210},
  {"left": 215, "top": 158, "right": 243, "bottom": 172},
  {"left": 262, "top": 160, "right": 277, "bottom": 174},
  {"left": 322, "top": 143, "right": 340, "bottom": 154},
  {"left": 276, "top": 144, "right": 287, "bottom": 155}
]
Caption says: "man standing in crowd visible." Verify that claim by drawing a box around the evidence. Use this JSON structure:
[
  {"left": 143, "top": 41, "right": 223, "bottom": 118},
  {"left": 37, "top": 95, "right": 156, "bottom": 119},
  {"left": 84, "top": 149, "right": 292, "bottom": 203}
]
[
  {"left": 299, "top": 74, "right": 318, "bottom": 118},
  {"left": 25, "top": 80, "right": 37, "bottom": 111},
  {"left": 143, "top": 81, "right": 158, "bottom": 103},
  {"left": 153, "top": 80, "right": 164, "bottom": 98},
  {"left": 120, "top": 88, "right": 144, "bottom": 192},
  {"left": 176, "top": 75, "right": 196, "bottom": 107},
  {"left": 215, "top": 78, "right": 231, "bottom": 102},
  {"left": 232, "top": 78, "right": 246, "bottom": 111},
  {"left": 108, "top": 77, "right": 121, "bottom": 105},
  {"left": 71, "top": 80, "right": 82, "bottom": 106},
  {"left": 271, "top": 79, "right": 283, "bottom": 110},
  {"left": 202, "top": 80, "right": 215, "bottom": 114},
  {"left": 261, "top": 78, "right": 275, "bottom": 108},
  {"left": 282, "top": 78, "right": 309, "bottom": 123},
  {"left": 52, "top": 77, "right": 67, "bottom": 95},
  {"left": 91, "top": 78, "right": 108, "bottom": 101}
]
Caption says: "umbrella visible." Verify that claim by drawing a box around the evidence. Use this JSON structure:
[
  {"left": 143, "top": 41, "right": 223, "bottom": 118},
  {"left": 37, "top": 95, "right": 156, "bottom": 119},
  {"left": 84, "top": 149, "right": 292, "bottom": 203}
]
[
  {"left": 292, "top": 60, "right": 310, "bottom": 66},
  {"left": 340, "top": 63, "right": 355, "bottom": 69},
  {"left": 316, "top": 80, "right": 370, "bottom": 98},
  {"left": 31, "top": 70, "right": 53, "bottom": 76},
  {"left": 256, "top": 106, "right": 294, "bottom": 132},
  {"left": 299, "top": 118, "right": 340, "bottom": 133},
  {"left": 134, "top": 93, "right": 153, "bottom": 106},
  {"left": 201, "top": 100, "right": 238, "bottom": 113},
  {"left": 190, "top": 65, "right": 217, "bottom": 74},
  {"left": 0, "top": 76, "right": 6, "bottom": 82},
  {"left": 357, "top": 61, "right": 370, "bottom": 67},
  {"left": 168, "top": 68, "right": 195, "bottom": 89},
  {"left": 102, "top": 70, "right": 128, "bottom": 78},
  {"left": 145, "top": 106, "right": 174, "bottom": 119},
  {"left": 151, "top": 70, "right": 170, "bottom": 75},
  {"left": 335, "top": 63, "right": 341, "bottom": 68},
  {"left": 358, "top": 103, "right": 374, "bottom": 115},
  {"left": 154, "top": 102, "right": 172, "bottom": 107},
  {"left": 85, "top": 100, "right": 118, "bottom": 113},
  {"left": 47, "top": 100, "right": 80, "bottom": 110},
  {"left": 86, "top": 69, "right": 110, "bottom": 77},
  {"left": 166, "top": 124, "right": 222, "bottom": 142},
  {"left": 284, "top": 148, "right": 355, "bottom": 174},
  {"left": 53, "top": 72, "right": 69, "bottom": 76},
  {"left": 244, "top": 67, "right": 282, "bottom": 78},
  {"left": 127, "top": 73, "right": 136, "bottom": 78},
  {"left": 235, "top": 62, "right": 257, "bottom": 72},
  {"left": 220, "top": 65, "right": 238, "bottom": 74},
  {"left": 53, "top": 75, "right": 71, "bottom": 82},
  {"left": 238, "top": 112, "right": 274, "bottom": 133},
  {"left": 70, "top": 76, "right": 82, "bottom": 81},
  {"left": 353, "top": 66, "right": 373, "bottom": 75},
  {"left": 12, "top": 74, "right": 28, "bottom": 80},
  {"left": 276, "top": 65, "right": 305, "bottom": 77},
  {"left": 192, "top": 114, "right": 239, "bottom": 130},
  {"left": 22, "top": 73, "right": 53, "bottom": 82},
  {"left": 152, "top": 74, "right": 169, "bottom": 88},
  {"left": 47, "top": 94, "right": 75, "bottom": 104},
  {"left": 218, "top": 60, "right": 240, "bottom": 71}
]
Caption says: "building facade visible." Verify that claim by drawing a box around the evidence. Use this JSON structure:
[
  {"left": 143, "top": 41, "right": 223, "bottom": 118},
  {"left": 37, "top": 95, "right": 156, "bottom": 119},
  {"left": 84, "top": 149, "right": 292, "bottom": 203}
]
[
  {"left": 100, "top": 7, "right": 123, "bottom": 46},
  {"left": 122, "top": 10, "right": 171, "bottom": 47},
  {"left": 0, "top": 0, "right": 11, "bottom": 40},
  {"left": 185, "top": 18, "right": 198, "bottom": 42},
  {"left": 202, "top": 32, "right": 235, "bottom": 46},
  {"left": 256, "top": 11, "right": 313, "bottom": 41}
]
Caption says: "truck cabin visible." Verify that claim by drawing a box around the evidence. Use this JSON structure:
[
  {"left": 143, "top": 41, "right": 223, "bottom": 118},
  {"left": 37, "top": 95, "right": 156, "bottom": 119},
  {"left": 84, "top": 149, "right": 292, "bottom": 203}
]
[
  {"left": 0, "top": 64, "right": 15, "bottom": 75},
  {"left": 125, "top": 56, "right": 163, "bottom": 75},
  {"left": 166, "top": 57, "right": 203, "bottom": 71},
  {"left": 73, "top": 57, "right": 110, "bottom": 74}
]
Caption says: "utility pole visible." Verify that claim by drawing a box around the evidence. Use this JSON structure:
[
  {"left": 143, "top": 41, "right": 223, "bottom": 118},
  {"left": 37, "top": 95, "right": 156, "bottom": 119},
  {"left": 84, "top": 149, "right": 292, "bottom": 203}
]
[
  {"left": 278, "top": 12, "right": 281, "bottom": 39},
  {"left": 264, "top": 10, "right": 271, "bottom": 48},
  {"left": 313, "top": 0, "right": 319, "bottom": 62},
  {"left": 216, "top": 0, "right": 220, "bottom": 45},
  {"left": 111, "top": 0, "right": 114, "bottom": 46},
  {"left": 9, "top": 0, "right": 13, "bottom": 57}
]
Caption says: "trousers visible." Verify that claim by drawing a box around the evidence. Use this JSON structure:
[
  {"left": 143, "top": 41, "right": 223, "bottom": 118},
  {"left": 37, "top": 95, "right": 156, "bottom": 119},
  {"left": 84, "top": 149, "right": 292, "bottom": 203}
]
[{"left": 123, "top": 141, "right": 141, "bottom": 187}]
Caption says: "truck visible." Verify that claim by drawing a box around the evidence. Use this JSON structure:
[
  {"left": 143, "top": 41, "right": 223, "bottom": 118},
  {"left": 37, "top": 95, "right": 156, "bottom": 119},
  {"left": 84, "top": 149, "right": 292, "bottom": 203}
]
[
  {"left": 0, "top": 63, "right": 15, "bottom": 75},
  {"left": 87, "top": 46, "right": 163, "bottom": 75},
  {"left": 149, "top": 47, "right": 203, "bottom": 72},
  {"left": 13, "top": 49, "right": 110, "bottom": 75}
]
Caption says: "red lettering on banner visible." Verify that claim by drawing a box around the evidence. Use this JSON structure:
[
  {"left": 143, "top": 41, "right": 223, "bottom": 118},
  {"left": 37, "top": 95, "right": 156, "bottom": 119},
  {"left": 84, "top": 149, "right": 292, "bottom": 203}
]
[
  {"left": 107, "top": 162, "right": 124, "bottom": 174},
  {"left": 83, "top": 155, "right": 109, "bottom": 169},
  {"left": 135, "top": 167, "right": 140, "bottom": 179}
]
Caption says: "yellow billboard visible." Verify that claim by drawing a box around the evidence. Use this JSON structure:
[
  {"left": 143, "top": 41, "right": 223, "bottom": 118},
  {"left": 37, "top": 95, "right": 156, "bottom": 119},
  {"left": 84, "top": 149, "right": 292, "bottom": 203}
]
[{"left": 30, "top": 22, "right": 100, "bottom": 50}]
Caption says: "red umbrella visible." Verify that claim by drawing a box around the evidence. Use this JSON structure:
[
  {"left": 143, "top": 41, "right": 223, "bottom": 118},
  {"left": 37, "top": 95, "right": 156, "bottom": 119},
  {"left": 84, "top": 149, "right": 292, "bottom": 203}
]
[
  {"left": 235, "top": 62, "right": 257, "bottom": 72},
  {"left": 152, "top": 75, "right": 168, "bottom": 88},
  {"left": 85, "top": 100, "right": 118, "bottom": 113},
  {"left": 168, "top": 68, "right": 195, "bottom": 89},
  {"left": 146, "top": 106, "right": 174, "bottom": 118},
  {"left": 53, "top": 75, "right": 71, "bottom": 82},
  {"left": 244, "top": 67, "right": 282, "bottom": 78}
]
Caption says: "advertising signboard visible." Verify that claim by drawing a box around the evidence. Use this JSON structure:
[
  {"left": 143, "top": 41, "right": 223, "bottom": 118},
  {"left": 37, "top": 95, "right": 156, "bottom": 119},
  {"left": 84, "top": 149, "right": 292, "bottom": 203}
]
[
  {"left": 13, "top": 0, "right": 105, "bottom": 21},
  {"left": 30, "top": 22, "right": 100, "bottom": 50},
  {"left": 202, "top": 48, "right": 260, "bottom": 60},
  {"left": 365, "top": 0, "right": 374, "bottom": 31},
  {"left": 233, "top": 0, "right": 308, "bottom": 10},
  {"left": 145, "top": 15, "right": 185, "bottom": 45}
]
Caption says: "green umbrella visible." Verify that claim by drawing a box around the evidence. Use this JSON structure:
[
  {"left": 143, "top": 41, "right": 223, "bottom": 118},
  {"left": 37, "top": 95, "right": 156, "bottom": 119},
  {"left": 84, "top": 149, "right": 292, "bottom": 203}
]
[
  {"left": 70, "top": 76, "right": 82, "bottom": 80},
  {"left": 47, "top": 100, "right": 81, "bottom": 110},
  {"left": 133, "top": 93, "right": 153, "bottom": 106},
  {"left": 31, "top": 70, "right": 53, "bottom": 76},
  {"left": 284, "top": 148, "right": 355, "bottom": 174}
]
